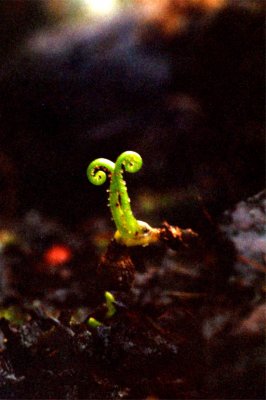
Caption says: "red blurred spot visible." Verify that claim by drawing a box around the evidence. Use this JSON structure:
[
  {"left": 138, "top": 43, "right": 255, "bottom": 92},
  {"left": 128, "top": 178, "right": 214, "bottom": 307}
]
[{"left": 44, "top": 245, "right": 72, "bottom": 266}]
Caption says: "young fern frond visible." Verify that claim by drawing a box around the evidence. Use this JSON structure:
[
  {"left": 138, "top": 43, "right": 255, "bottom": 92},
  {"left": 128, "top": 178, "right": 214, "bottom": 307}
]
[{"left": 87, "top": 151, "right": 160, "bottom": 246}]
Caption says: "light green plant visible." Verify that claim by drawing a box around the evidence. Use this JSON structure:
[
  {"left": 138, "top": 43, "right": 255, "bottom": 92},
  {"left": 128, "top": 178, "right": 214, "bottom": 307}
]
[
  {"left": 105, "top": 291, "right": 116, "bottom": 318},
  {"left": 87, "top": 317, "right": 103, "bottom": 328},
  {"left": 87, "top": 151, "right": 159, "bottom": 246},
  {"left": 87, "top": 291, "right": 116, "bottom": 329}
]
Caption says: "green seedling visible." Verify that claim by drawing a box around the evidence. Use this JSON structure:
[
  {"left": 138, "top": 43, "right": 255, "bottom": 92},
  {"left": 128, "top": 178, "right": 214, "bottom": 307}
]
[
  {"left": 87, "top": 151, "right": 160, "bottom": 246},
  {"left": 105, "top": 291, "right": 116, "bottom": 318},
  {"left": 87, "top": 292, "right": 116, "bottom": 329},
  {"left": 87, "top": 317, "right": 103, "bottom": 328}
]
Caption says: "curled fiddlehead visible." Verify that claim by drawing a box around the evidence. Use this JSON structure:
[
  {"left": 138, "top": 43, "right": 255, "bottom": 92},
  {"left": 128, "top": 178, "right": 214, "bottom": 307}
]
[
  {"left": 87, "top": 158, "right": 115, "bottom": 185},
  {"left": 87, "top": 151, "right": 160, "bottom": 246}
]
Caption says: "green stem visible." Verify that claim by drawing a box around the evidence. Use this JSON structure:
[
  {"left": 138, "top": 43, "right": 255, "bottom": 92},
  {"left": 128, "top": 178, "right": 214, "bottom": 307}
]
[{"left": 110, "top": 151, "right": 142, "bottom": 238}]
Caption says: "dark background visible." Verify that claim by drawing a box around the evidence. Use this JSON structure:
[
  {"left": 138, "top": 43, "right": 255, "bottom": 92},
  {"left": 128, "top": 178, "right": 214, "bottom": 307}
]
[{"left": 0, "top": 0, "right": 264, "bottom": 225}]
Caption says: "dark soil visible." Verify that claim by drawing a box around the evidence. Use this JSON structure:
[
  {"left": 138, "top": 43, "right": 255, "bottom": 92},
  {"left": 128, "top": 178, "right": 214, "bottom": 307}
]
[{"left": 0, "top": 191, "right": 264, "bottom": 399}]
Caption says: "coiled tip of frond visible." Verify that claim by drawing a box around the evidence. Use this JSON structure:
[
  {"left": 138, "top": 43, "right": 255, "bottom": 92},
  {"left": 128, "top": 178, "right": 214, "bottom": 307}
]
[
  {"left": 87, "top": 158, "right": 115, "bottom": 186},
  {"left": 115, "top": 151, "right": 143, "bottom": 174}
]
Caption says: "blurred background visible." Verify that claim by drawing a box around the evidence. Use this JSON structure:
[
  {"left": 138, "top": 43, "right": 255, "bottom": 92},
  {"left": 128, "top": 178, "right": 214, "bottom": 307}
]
[
  {"left": 0, "top": 0, "right": 129, "bottom": 60},
  {"left": 1, "top": 0, "right": 237, "bottom": 60},
  {"left": 0, "top": 0, "right": 264, "bottom": 226}
]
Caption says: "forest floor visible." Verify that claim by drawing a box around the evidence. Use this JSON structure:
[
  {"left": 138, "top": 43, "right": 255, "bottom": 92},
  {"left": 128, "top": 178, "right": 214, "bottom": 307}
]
[{"left": 0, "top": 190, "right": 264, "bottom": 399}]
